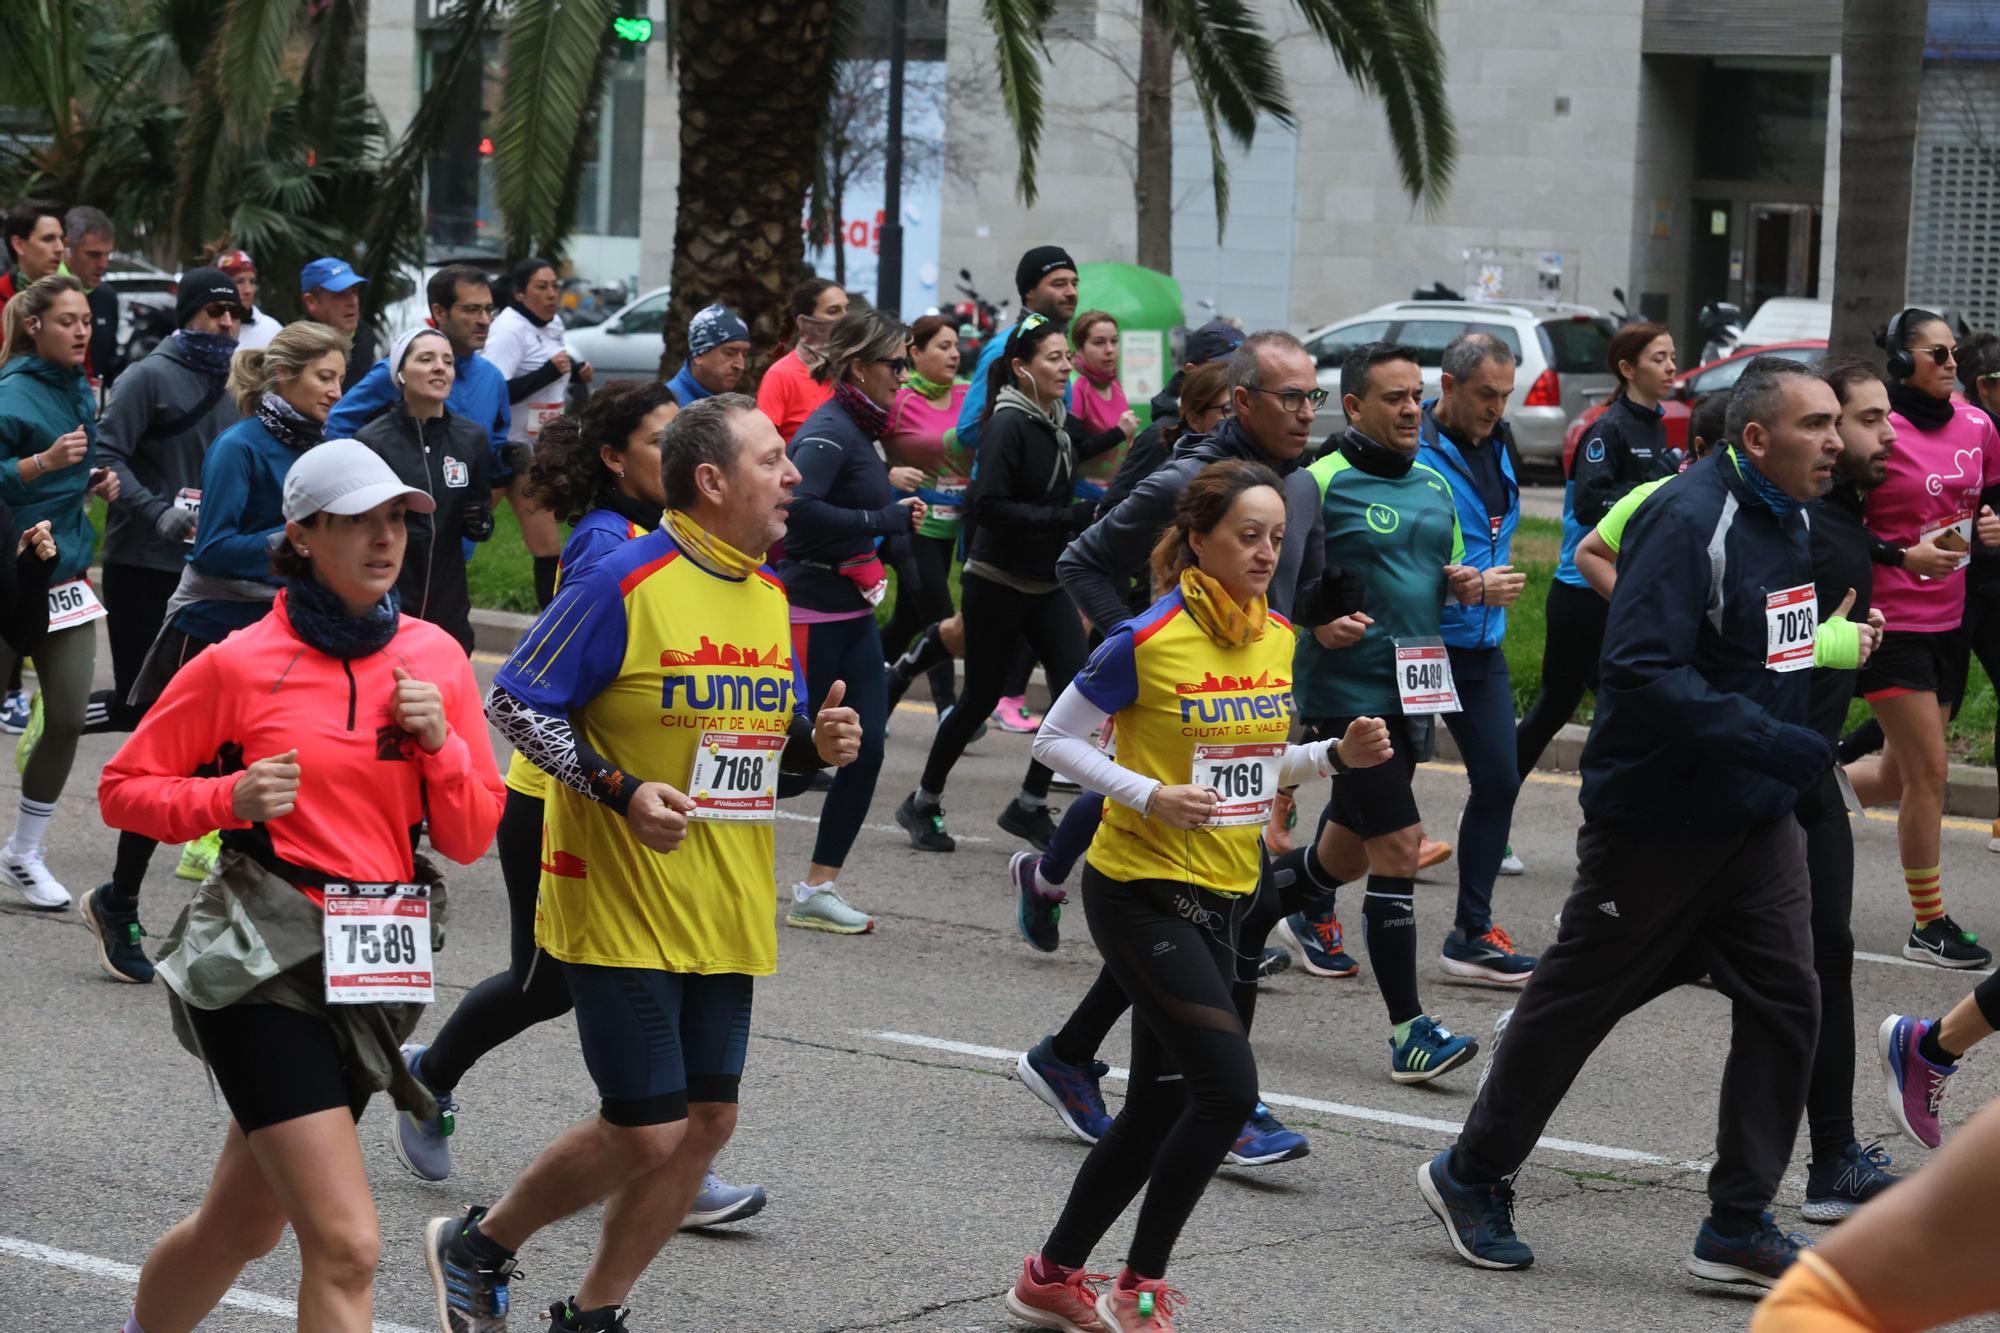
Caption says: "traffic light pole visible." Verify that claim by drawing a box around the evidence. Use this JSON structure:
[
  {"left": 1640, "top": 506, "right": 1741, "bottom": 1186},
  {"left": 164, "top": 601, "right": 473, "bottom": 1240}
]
[{"left": 878, "top": 0, "right": 907, "bottom": 316}]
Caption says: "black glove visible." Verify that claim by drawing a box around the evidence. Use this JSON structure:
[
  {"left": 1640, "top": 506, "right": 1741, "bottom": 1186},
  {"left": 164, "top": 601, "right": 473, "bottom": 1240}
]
[
  {"left": 1742, "top": 721, "right": 1836, "bottom": 792},
  {"left": 1322, "top": 565, "right": 1367, "bottom": 621},
  {"left": 1068, "top": 505, "right": 1097, "bottom": 538}
]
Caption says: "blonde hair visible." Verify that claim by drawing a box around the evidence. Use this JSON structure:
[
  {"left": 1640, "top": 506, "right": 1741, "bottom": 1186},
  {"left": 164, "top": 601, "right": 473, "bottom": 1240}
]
[
  {"left": 228, "top": 320, "right": 352, "bottom": 417},
  {"left": 0, "top": 275, "right": 86, "bottom": 370}
]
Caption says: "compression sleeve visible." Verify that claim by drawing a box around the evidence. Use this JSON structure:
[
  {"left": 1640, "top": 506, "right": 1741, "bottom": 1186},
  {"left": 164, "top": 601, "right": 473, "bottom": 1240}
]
[
  {"left": 486, "top": 683, "right": 642, "bottom": 815},
  {"left": 1031, "top": 685, "right": 1158, "bottom": 815}
]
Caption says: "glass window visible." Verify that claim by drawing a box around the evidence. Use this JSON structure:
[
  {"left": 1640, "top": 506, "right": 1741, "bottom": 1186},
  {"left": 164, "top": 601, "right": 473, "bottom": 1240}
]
[
  {"left": 617, "top": 291, "right": 671, "bottom": 335},
  {"left": 1689, "top": 344, "right": 1822, "bottom": 398},
  {"left": 1306, "top": 320, "right": 1389, "bottom": 368},
  {"left": 1391, "top": 320, "right": 1464, "bottom": 367},
  {"left": 1539, "top": 317, "right": 1614, "bottom": 374}
]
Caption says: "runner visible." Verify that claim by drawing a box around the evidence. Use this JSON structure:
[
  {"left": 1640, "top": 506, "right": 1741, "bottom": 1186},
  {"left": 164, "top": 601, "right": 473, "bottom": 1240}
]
[
  {"left": 1421, "top": 358, "right": 1845, "bottom": 1286},
  {"left": 775, "top": 307, "right": 925, "bottom": 933},
  {"left": 98, "top": 439, "right": 503, "bottom": 1333},
  {"left": 0, "top": 200, "right": 66, "bottom": 305},
  {"left": 1272, "top": 341, "right": 1486, "bottom": 1082},
  {"left": 424, "top": 393, "right": 861, "bottom": 1333},
  {"left": 1096, "top": 320, "right": 1244, "bottom": 517},
  {"left": 65, "top": 205, "right": 123, "bottom": 387},
  {"left": 214, "top": 249, "right": 278, "bottom": 351},
  {"left": 487, "top": 257, "right": 590, "bottom": 608},
  {"left": 1412, "top": 332, "right": 1537, "bottom": 986},
  {"left": 1570, "top": 392, "right": 1728, "bottom": 599},
  {"left": 1067, "top": 309, "right": 1132, "bottom": 500},
  {"left": 1003, "top": 459, "right": 1390, "bottom": 1333},
  {"left": 665, "top": 303, "right": 752, "bottom": 405},
  {"left": 0, "top": 275, "right": 119, "bottom": 912},
  {"left": 299, "top": 255, "right": 378, "bottom": 393},
  {"left": 755, "top": 278, "right": 845, "bottom": 441}
]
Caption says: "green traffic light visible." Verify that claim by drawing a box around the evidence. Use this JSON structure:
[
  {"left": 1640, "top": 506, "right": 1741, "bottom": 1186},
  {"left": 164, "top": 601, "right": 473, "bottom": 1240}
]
[{"left": 612, "top": 15, "right": 652, "bottom": 42}]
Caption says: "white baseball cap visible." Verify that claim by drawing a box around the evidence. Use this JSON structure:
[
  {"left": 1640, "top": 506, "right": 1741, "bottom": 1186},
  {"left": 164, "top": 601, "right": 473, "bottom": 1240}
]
[{"left": 282, "top": 439, "right": 437, "bottom": 522}]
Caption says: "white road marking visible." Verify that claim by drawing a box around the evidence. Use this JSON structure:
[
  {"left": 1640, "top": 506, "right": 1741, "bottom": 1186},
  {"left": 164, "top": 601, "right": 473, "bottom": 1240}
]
[
  {"left": 0, "top": 1235, "right": 427, "bottom": 1333},
  {"left": 1854, "top": 949, "right": 1994, "bottom": 978},
  {"left": 868, "top": 1031, "right": 1711, "bottom": 1173}
]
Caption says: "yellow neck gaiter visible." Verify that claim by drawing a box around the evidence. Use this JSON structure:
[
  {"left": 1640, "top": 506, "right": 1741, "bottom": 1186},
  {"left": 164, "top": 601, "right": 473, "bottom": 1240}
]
[
  {"left": 1179, "top": 566, "right": 1267, "bottom": 649},
  {"left": 664, "top": 508, "right": 762, "bottom": 579}
]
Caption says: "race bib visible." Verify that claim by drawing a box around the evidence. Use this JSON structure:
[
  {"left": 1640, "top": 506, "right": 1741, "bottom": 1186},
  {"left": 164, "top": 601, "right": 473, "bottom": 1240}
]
[
  {"left": 175, "top": 488, "right": 201, "bottom": 543},
  {"left": 47, "top": 578, "right": 106, "bottom": 633},
  {"left": 687, "top": 729, "right": 783, "bottom": 821},
  {"left": 1192, "top": 741, "right": 1283, "bottom": 826},
  {"left": 442, "top": 457, "right": 469, "bottom": 489},
  {"left": 528, "top": 401, "right": 564, "bottom": 439},
  {"left": 1919, "top": 510, "right": 1973, "bottom": 576},
  {"left": 322, "top": 882, "right": 434, "bottom": 1005},
  {"left": 1765, "top": 584, "right": 1817, "bottom": 673},
  {"left": 1394, "top": 637, "right": 1460, "bottom": 714}
]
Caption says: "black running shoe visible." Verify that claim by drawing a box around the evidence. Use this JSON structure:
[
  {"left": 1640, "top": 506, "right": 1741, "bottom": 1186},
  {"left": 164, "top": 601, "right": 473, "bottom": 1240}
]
[
  {"left": 896, "top": 792, "right": 957, "bottom": 852},
  {"left": 424, "top": 1207, "right": 516, "bottom": 1332},
  {"left": 80, "top": 884, "right": 153, "bottom": 984},
  {"left": 1012, "top": 850, "right": 1062, "bottom": 952},
  {"left": 1904, "top": 915, "right": 1992, "bottom": 969},
  {"left": 998, "top": 798, "right": 1058, "bottom": 851},
  {"left": 1257, "top": 946, "right": 1291, "bottom": 979},
  {"left": 547, "top": 1300, "right": 630, "bottom": 1332}
]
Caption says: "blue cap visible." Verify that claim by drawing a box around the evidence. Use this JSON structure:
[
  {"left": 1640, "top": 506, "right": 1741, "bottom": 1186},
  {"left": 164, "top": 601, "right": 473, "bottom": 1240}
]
[{"left": 301, "top": 256, "right": 366, "bottom": 293}]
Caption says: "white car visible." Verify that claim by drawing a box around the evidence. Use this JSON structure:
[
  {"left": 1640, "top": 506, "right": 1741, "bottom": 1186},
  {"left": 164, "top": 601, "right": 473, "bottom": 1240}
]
[
  {"left": 567, "top": 285, "right": 673, "bottom": 383},
  {"left": 1301, "top": 300, "right": 1618, "bottom": 471},
  {"left": 1737, "top": 297, "right": 1831, "bottom": 349}
]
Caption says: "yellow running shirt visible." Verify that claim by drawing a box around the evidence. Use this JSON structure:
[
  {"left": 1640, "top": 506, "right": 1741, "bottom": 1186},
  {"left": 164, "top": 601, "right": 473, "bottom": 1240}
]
[
  {"left": 495, "top": 527, "right": 804, "bottom": 974},
  {"left": 1073, "top": 587, "right": 1298, "bottom": 896}
]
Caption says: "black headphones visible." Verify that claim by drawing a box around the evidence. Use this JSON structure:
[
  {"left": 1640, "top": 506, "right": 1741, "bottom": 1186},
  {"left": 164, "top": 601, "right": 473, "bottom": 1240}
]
[{"left": 1885, "top": 307, "right": 1918, "bottom": 381}]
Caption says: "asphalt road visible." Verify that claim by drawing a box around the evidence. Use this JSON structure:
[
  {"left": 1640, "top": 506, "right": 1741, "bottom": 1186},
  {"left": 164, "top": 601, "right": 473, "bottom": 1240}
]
[{"left": 5, "top": 635, "right": 2000, "bottom": 1331}]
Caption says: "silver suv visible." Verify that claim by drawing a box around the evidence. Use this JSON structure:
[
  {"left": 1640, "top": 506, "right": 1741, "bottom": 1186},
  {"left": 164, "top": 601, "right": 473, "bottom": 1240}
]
[{"left": 1301, "top": 300, "right": 1617, "bottom": 471}]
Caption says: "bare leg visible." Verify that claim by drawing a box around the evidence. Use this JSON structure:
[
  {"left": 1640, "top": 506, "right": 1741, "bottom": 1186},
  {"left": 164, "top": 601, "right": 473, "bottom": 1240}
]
[
  {"left": 937, "top": 614, "right": 966, "bottom": 658},
  {"left": 243, "top": 1109, "right": 381, "bottom": 1331},
  {"left": 132, "top": 1122, "right": 288, "bottom": 1333},
  {"left": 574, "top": 1103, "right": 738, "bottom": 1308},
  {"left": 476, "top": 1114, "right": 686, "bottom": 1253}
]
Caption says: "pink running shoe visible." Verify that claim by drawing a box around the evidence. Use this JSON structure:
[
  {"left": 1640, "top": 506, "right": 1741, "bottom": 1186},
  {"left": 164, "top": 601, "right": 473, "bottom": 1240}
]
[
  {"left": 1004, "top": 1256, "right": 1109, "bottom": 1332},
  {"left": 1880, "top": 1014, "right": 1955, "bottom": 1149},
  {"left": 1095, "top": 1275, "right": 1187, "bottom": 1332},
  {"left": 993, "top": 694, "right": 1043, "bottom": 733}
]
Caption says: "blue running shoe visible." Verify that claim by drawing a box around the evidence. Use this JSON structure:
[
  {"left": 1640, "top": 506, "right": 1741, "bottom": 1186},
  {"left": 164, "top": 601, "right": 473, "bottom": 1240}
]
[
  {"left": 393, "top": 1044, "right": 457, "bottom": 1182},
  {"left": 1391, "top": 1015, "right": 1478, "bottom": 1085},
  {"left": 1017, "top": 1034, "right": 1114, "bottom": 1144},
  {"left": 1224, "top": 1103, "right": 1309, "bottom": 1166},
  {"left": 1802, "top": 1140, "right": 1899, "bottom": 1223},
  {"left": 1439, "top": 924, "right": 1537, "bottom": 987},
  {"left": 1276, "top": 908, "right": 1359, "bottom": 978},
  {"left": 1686, "top": 1212, "right": 1806, "bottom": 1288},
  {"left": 680, "top": 1171, "right": 767, "bottom": 1228},
  {"left": 1011, "top": 850, "right": 1062, "bottom": 953},
  {"left": 1417, "top": 1149, "right": 1533, "bottom": 1270},
  {"left": 424, "top": 1206, "right": 516, "bottom": 1332}
]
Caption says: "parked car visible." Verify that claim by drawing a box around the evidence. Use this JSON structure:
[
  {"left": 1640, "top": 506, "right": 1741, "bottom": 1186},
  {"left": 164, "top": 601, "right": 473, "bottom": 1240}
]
[
  {"left": 1560, "top": 339, "right": 1830, "bottom": 473},
  {"left": 1737, "top": 297, "right": 1830, "bottom": 349},
  {"left": 103, "top": 253, "right": 178, "bottom": 362},
  {"left": 1300, "top": 300, "right": 1616, "bottom": 472},
  {"left": 566, "top": 285, "right": 672, "bottom": 382},
  {"left": 377, "top": 250, "right": 510, "bottom": 339}
]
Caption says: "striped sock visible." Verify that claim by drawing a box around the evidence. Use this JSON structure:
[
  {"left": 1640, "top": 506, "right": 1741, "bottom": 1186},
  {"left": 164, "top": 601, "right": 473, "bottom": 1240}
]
[{"left": 1905, "top": 865, "right": 1944, "bottom": 925}]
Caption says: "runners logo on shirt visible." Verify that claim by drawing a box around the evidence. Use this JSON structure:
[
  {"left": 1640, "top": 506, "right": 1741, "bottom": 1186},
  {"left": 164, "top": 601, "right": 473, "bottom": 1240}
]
[
  {"left": 1175, "top": 669, "right": 1295, "bottom": 725},
  {"left": 1366, "top": 503, "right": 1400, "bottom": 534},
  {"left": 658, "top": 636, "right": 796, "bottom": 714}
]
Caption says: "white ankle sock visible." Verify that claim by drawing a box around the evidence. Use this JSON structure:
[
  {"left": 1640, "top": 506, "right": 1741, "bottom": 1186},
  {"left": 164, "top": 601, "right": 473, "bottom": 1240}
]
[
  {"left": 1034, "top": 864, "right": 1063, "bottom": 898},
  {"left": 10, "top": 797, "right": 54, "bottom": 859},
  {"left": 794, "top": 880, "right": 829, "bottom": 904}
]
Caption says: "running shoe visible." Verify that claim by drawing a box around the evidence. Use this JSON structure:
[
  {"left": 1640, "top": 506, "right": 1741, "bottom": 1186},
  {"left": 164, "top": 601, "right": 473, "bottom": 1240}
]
[
  {"left": 1498, "top": 845, "right": 1525, "bottom": 876},
  {"left": 0, "top": 687, "right": 29, "bottom": 734},
  {"left": 1685, "top": 1212, "right": 1806, "bottom": 1289},
  {"left": 13, "top": 689, "right": 40, "bottom": 772},
  {"left": 1263, "top": 787, "right": 1297, "bottom": 855},
  {"left": 424, "top": 1207, "right": 516, "bottom": 1332},
  {"left": 1017, "top": 1034, "right": 1115, "bottom": 1144},
  {"left": 993, "top": 694, "right": 1043, "bottom": 733},
  {"left": 1095, "top": 1277, "right": 1186, "bottom": 1332},
  {"left": 1904, "top": 916, "right": 1992, "bottom": 968},
  {"left": 999, "top": 798, "right": 1058, "bottom": 851},
  {"left": 895, "top": 792, "right": 956, "bottom": 852},
  {"left": 1416, "top": 836, "right": 1452, "bottom": 870},
  {"left": 1256, "top": 946, "right": 1290, "bottom": 979},
  {"left": 680, "top": 1172, "right": 767, "bottom": 1228},
  {"left": 785, "top": 887, "right": 875, "bottom": 934},
  {"left": 393, "top": 1044, "right": 457, "bottom": 1182},
  {"left": 1418, "top": 1148, "right": 1533, "bottom": 1270},
  {"left": 1879, "top": 1014, "right": 1954, "bottom": 1149},
  {"left": 1004, "top": 1256, "right": 1110, "bottom": 1332},
  {"left": 1276, "top": 908, "right": 1359, "bottom": 978},
  {"left": 176, "top": 829, "right": 222, "bottom": 883},
  {"left": 1224, "top": 1103, "right": 1309, "bottom": 1166},
  {"left": 1012, "top": 850, "right": 1063, "bottom": 953},
  {"left": 1390, "top": 1016, "right": 1478, "bottom": 1084},
  {"left": 545, "top": 1299, "right": 628, "bottom": 1332},
  {"left": 79, "top": 884, "right": 152, "bottom": 983},
  {"left": 1802, "top": 1140, "right": 1899, "bottom": 1223},
  {"left": 1988, "top": 818, "right": 2000, "bottom": 853},
  {"left": 0, "top": 849, "right": 68, "bottom": 910},
  {"left": 1439, "top": 924, "right": 1537, "bottom": 986}
]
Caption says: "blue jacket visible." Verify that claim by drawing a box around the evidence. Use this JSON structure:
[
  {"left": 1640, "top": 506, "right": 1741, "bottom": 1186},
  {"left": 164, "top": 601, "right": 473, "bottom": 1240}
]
[
  {"left": 189, "top": 415, "right": 309, "bottom": 584},
  {"left": 327, "top": 350, "right": 511, "bottom": 464},
  {"left": 1580, "top": 451, "right": 1824, "bottom": 830},
  {"left": 0, "top": 356, "right": 98, "bottom": 581},
  {"left": 666, "top": 362, "right": 713, "bottom": 406},
  {"left": 954, "top": 323, "right": 1016, "bottom": 455},
  {"left": 1415, "top": 403, "right": 1519, "bottom": 651}
]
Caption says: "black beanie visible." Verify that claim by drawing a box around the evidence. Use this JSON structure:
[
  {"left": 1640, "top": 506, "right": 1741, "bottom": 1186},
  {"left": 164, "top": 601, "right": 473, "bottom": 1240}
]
[
  {"left": 177, "top": 266, "right": 245, "bottom": 330},
  {"left": 1015, "top": 245, "right": 1077, "bottom": 299}
]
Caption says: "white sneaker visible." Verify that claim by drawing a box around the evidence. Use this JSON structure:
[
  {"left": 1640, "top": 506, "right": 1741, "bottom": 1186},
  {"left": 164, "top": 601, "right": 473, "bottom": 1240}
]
[
  {"left": 1498, "top": 846, "right": 1525, "bottom": 876},
  {"left": 0, "top": 850, "right": 69, "bottom": 909}
]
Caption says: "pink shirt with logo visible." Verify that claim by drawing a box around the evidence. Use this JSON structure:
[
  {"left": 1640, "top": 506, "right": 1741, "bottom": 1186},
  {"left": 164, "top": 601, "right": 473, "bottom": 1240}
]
[{"left": 1865, "top": 400, "right": 2000, "bottom": 633}]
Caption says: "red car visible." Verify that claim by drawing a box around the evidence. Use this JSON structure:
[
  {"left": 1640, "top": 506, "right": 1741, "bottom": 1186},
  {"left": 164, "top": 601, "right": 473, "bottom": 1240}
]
[{"left": 1560, "top": 340, "right": 1829, "bottom": 474}]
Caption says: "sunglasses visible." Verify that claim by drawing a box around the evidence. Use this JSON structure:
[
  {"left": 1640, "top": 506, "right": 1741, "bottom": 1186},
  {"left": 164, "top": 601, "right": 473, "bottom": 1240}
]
[
  {"left": 874, "top": 356, "right": 913, "bottom": 374},
  {"left": 202, "top": 303, "right": 241, "bottom": 321},
  {"left": 1919, "top": 344, "right": 1957, "bottom": 366}
]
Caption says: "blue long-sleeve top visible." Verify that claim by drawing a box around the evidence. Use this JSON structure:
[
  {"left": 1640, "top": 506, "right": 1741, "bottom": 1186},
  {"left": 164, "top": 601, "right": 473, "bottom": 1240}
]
[{"left": 188, "top": 415, "right": 310, "bottom": 584}]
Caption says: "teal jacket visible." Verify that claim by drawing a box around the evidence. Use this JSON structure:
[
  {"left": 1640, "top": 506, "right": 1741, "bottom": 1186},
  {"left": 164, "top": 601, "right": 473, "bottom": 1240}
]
[{"left": 0, "top": 356, "right": 97, "bottom": 581}]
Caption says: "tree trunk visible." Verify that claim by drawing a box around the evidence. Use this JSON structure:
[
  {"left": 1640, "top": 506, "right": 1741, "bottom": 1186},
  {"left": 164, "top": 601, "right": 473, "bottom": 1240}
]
[
  {"left": 663, "top": 0, "right": 843, "bottom": 384},
  {"left": 1133, "top": 0, "right": 1174, "bottom": 274},
  {"left": 830, "top": 178, "right": 847, "bottom": 288},
  {"left": 1829, "top": 0, "right": 1930, "bottom": 359}
]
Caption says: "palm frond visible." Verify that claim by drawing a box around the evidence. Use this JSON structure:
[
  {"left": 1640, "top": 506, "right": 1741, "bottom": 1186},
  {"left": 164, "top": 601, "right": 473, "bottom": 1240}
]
[
  {"left": 1159, "top": 0, "right": 1289, "bottom": 142},
  {"left": 215, "top": 0, "right": 302, "bottom": 147},
  {"left": 538, "top": 24, "right": 621, "bottom": 264},
  {"left": 300, "top": 0, "right": 367, "bottom": 144},
  {"left": 494, "top": 0, "right": 619, "bottom": 263},
  {"left": 1287, "top": 0, "right": 1455, "bottom": 212},
  {"left": 981, "top": 0, "right": 1058, "bottom": 203},
  {"left": 169, "top": 45, "right": 230, "bottom": 259}
]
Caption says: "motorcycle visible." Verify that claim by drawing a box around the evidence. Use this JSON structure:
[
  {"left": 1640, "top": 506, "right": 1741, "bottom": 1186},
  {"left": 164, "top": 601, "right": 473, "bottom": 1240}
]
[
  {"left": 946, "top": 268, "right": 1008, "bottom": 362},
  {"left": 1695, "top": 300, "right": 1745, "bottom": 366}
]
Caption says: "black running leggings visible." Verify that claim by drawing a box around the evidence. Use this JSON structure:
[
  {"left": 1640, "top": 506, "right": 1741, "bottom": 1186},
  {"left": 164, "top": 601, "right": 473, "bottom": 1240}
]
[
  {"left": 1797, "top": 767, "right": 1857, "bottom": 1156},
  {"left": 881, "top": 534, "right": 958, "bottom": 662},
  {"left": 421, "top": 788, "right": 573, "bottom": 1093},
  {"left": 920, "top": 572, "right": 1085, "bottom": 798},
  {"left": 1515, "top": 577, "right": 1609, "bottom": 777},
  {"left": 1042, "top": 868, "right": 1259, "bottom": 1279}
]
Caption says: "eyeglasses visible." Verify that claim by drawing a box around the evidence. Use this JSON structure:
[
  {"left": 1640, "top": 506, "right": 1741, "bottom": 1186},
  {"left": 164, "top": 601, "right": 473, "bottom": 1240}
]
[
  {"left": 1244, "top": 385, "right": 1329, "bottom": 413},
  {"left": 1920, "top": 344, "right": 1957, "bottom": 366},
  {"left": 453, "top": 302, "right": 498, "bottom": 317}
]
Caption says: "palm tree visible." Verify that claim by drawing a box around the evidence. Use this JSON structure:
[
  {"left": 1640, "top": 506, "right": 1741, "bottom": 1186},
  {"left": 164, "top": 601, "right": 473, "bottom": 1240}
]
[{"left": 1828, "top": 0, "right": 1930, "bottom": 358}]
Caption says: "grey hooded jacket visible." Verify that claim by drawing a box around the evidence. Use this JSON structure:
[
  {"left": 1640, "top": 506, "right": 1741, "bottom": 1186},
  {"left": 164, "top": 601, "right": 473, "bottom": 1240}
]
[{"left": 98, "top": 336, "right": 241, "bottom": 573}]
